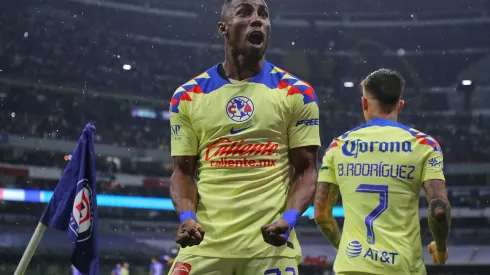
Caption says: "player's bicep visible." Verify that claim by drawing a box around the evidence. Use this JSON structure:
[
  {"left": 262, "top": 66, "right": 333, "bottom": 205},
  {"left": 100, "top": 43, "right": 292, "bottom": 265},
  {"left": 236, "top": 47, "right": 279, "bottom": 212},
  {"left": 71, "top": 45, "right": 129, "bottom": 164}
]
[
  {"left": 170, "top": 105, "right": 198, "bottom": 156},
  {"left": 173, "top": 156, "right": 198, "bottom": 177},
  {"left": 289, "top": 145, "right": 318, "bottom": 173},
  {"left": 288, "top": 91, "right": 321, "bottom": 149},
  {"left": 421, "top": 147, "right": 445, "bottom": 182},
  {"left": 314, "top": 182, "right": 339, "bottom": 218}
]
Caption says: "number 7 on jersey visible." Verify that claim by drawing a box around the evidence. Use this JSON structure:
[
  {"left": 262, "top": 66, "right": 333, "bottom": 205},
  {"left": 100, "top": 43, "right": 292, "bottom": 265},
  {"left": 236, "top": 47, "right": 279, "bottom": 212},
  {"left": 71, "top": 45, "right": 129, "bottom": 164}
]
[{"left": 355, "top": 184, "right": 389, "bottom": 245}]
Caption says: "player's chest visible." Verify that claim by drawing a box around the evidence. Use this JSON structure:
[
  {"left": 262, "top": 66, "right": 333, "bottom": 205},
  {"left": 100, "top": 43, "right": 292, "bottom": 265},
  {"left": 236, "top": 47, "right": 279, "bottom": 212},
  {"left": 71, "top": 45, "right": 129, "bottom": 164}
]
[{"left": 190, "top": 86, "right": 289, "bottom": 138}]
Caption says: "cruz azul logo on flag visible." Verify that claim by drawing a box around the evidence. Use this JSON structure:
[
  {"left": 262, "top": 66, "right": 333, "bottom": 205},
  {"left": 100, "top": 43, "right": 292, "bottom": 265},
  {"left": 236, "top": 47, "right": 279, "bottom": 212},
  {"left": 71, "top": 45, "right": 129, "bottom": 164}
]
[{"left": 69, "top": 179, "right": 94, "bottom": 242}]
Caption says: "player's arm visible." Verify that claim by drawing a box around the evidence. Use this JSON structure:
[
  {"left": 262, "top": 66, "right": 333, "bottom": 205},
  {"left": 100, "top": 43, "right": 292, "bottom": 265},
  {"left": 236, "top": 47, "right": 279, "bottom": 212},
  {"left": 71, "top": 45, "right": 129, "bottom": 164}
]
[
  {"left": 261, "top": 83, "right": 321, "bottom": 246},
  {"left": 170, "top": 156, "right": 198, "bottom": 214},
  {"left": 314, "top": 182, "right": 341, "bottom": 249},
  {"left": 169, "top": 95, "right": 204, "bottom": 247},
  {"left": 287, "top": 145, "right": 319, "bottom": 213},
  {"left": 262, "top": 146, "right": 319, "bottom": 246},
  {"left": 284, "top": 84, "right": 320, "bottom": 214},
  {"left": 421, "top": 144, "right": 451, "bottom": 263},
  {"left": 423, "top": 179, "right": 451, "bottom": 252},
  {"left": 314, "top": 141, "right": 341, "bottom": 249}
]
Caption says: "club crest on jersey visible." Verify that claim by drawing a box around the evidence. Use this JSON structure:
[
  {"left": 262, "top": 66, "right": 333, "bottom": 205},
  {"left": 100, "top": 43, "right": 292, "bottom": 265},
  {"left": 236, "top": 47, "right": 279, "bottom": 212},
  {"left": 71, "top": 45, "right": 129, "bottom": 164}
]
[
  {"left": 226, "top": 96, "right": 254, "bottom": 123},
  {"left": 69, "top": 179, "right": 93, "bottom": 242}
]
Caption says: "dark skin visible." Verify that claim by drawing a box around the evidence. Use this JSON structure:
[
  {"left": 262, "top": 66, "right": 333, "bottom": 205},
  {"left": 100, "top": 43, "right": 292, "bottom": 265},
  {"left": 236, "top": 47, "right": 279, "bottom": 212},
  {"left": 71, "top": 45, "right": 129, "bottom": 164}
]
[
  {"left": 218, "top": 0, "right": 271, "bottom": 80},
  {"left": 261, "top": 146, "right": 318, "bottom": 246},
  {"left": 170, "top": 155, "right": 204, "bottom": 247},
  {"left": 313, "top": 182, "right": 341, "bottom": 249},
  {"left": 172, "top": 0, "right": 317, "bottom": 248}
]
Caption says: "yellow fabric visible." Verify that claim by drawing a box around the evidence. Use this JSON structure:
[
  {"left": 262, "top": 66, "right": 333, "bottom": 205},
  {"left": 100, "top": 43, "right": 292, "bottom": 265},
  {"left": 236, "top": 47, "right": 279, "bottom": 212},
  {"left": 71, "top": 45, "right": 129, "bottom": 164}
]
[
  {"left": 319, "top": 118, "right": 443, "bottom": 275},
  {"left": 170, "top": 61, "right": 320, "bottom": 259},
  {"left": 168, "top": 254, "right": 298, "bottom": 275}
]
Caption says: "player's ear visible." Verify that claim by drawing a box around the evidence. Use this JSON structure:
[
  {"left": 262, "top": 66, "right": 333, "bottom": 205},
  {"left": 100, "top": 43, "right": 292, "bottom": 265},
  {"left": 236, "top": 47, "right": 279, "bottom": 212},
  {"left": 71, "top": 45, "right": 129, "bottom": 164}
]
[
  {"left": 397, "top": 100, "right": 405, "bottom": 113},
  {"left": 361, "top": 96, "right": 368, "bottom": 111},
  {"left": 218, "top": 22, "right": 227, "bottom": 36}
]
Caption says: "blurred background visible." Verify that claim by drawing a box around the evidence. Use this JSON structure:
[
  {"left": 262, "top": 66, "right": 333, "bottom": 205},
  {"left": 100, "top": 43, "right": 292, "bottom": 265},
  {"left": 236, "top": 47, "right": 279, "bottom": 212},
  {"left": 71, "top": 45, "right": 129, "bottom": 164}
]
[{"left": 1, "top": 0, "right": 490, "bottom": 274}]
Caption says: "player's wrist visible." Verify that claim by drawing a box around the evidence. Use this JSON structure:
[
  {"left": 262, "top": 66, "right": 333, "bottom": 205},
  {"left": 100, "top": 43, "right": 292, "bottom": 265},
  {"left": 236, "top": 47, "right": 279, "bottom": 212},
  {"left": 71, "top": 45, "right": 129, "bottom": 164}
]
[
  {"left": 180, "top": 210, "right": 197, "bottom": 224},
  {"left": 281, "top": 209, "right": 301, "bottom": 229},
  {"left": 436, "top": 244, "right": 447, "bottom": 252}
]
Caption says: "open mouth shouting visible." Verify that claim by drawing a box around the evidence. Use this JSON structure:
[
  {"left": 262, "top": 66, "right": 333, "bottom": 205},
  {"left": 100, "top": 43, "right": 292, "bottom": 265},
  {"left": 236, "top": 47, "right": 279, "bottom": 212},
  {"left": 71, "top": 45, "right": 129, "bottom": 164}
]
[{"left": 247, "top": 30, "right": 265, "bottom": 47}]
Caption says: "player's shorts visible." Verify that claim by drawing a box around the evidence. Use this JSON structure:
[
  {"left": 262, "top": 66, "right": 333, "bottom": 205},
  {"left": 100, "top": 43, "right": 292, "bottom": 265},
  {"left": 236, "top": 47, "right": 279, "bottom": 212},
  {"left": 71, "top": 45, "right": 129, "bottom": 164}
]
[
  {"left": 168, "top": 254, "right": 298, "bottom": 275},
  {"left": 336, "top": 271, "right": 425, "bottom": 275}
]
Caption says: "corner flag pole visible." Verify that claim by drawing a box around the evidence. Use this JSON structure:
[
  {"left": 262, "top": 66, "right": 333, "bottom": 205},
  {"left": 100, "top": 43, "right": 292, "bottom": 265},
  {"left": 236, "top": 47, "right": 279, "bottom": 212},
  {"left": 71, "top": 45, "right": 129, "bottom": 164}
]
[
  {"left": 13, "top": 222, "right": 47, "bottom": 275},
  {"left": 13, "top": 122, "right": 99, "bottom": 275}
]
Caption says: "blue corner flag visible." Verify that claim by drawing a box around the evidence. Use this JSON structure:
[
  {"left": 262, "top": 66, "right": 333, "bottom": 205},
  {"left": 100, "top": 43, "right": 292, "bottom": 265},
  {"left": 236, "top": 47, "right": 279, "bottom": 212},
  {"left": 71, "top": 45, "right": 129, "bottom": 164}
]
[{"left": 40, "top": 123, "right": 99, "bottom": 275}]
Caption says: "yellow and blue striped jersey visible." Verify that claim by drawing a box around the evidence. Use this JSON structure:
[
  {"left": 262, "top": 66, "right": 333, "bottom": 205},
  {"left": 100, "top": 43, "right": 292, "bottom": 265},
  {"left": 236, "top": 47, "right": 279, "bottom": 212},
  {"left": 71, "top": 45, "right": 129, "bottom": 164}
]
[
  {"left": 319, "top": 117, "right": 445, "bottom": 275},
  {"left": 170, "top": 61, "right": 321, "bottom": 258}
]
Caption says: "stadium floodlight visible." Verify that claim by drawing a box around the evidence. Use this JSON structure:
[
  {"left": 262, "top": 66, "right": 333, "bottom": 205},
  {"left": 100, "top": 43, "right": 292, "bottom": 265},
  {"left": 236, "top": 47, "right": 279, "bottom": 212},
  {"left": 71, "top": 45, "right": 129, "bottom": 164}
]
[
  {"left": 344, "top": 81, "right": 354, "bottom": 88},
  {"left": 461, "top": 80, "right": 472, "bottom": 86},
  {"left": 122, "top": 64, "right": 132, "bottom": 70}
]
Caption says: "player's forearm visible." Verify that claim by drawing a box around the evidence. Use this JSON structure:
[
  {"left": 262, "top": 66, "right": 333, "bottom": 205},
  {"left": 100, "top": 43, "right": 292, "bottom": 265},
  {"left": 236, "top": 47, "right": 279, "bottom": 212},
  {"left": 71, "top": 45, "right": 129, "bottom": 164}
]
[
  {"left": 314, "top": 183, "right": 341, "bottom": 249},
  {"left": 170, "top": 171, "right": 198, "bottom": 213},
  {"left": 428, "top": 198, "right": 451, "bottom": 251},
  {"left": 316, "top": 216, "right": 341, "bottom": 249},
  {"left": 286, "top": 166, "right": 317, "bottom": 213}
]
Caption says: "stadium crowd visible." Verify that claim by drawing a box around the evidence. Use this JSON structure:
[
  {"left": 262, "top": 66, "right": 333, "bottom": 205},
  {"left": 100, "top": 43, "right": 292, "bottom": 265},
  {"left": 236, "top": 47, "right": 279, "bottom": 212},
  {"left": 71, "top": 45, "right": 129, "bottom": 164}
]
[
  {"left": 2, "top": 86, "right": 490, "bottom": 163},
  {"left": 2, "top": 0, "right": 489, "bottom": 99},
  {"left": 1, "top": 0, "right": 490, "bottom": 274}
]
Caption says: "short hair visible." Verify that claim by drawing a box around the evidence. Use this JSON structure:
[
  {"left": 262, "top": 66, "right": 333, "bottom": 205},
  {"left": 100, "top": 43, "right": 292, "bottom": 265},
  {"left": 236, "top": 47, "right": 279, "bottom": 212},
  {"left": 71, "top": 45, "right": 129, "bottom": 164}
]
[
  {"left": 361, "top": 69, "right": 405, "bottom": 110},
  {"left": 223, "top": 0, "right": 232, "bottom": 8},
  {"left": 221, "top": 0, "right": 232, "bottom": 19}
]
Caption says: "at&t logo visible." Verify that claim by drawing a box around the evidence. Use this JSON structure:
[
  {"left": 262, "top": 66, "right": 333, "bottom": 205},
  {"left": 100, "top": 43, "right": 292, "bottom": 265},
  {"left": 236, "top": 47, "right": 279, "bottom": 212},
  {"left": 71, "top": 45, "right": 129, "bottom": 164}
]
[{"left": 346, "top": 240, "right": 363, "bottom": 258}]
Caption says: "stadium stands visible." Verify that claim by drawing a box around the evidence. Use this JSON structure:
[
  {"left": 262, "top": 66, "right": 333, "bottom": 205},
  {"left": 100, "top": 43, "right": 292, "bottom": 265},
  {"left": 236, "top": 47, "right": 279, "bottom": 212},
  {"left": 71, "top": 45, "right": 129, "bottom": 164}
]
[{"left": 1, "top": 0, "right": 490, "bottom": 273}]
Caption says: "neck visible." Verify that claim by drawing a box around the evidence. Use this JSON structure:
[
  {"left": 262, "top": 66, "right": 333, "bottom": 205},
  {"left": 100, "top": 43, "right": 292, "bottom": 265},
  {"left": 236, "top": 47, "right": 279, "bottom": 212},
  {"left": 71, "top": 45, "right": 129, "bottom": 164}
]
[
  {"left": 370, "top": 111, "right": 398, "bottom": 122},
  {"left": 223, "top": 48, "right": 264, "bottom": 80}
]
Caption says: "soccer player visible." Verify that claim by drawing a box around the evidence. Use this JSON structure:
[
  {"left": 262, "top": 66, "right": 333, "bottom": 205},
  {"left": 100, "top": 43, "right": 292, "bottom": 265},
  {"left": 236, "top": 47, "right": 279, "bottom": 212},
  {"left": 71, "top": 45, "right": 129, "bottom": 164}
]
[
  {"left": 150, "top": 257, "right": 164, "bottom": 275},
  {"left": 121, "top": 262, "right": 130, "bottom": 275},
  {"left": 168, "top": 0, "right": 320, "bottom": 274},
  {"left": 112, "top": 263, "right": 122, "bottom": 275},
  {"left": 314, "top": 69, "right": 451, "bottom": 275}
]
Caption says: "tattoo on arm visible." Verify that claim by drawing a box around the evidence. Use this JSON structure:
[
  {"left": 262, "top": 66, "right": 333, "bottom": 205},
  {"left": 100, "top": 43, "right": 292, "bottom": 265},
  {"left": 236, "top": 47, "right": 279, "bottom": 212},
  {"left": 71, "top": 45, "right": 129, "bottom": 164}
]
[
  {"left": 423, "top": 179, "right": 451, "bottom": 252},
  {"left": 314, "top": 182, "right": 342, "bottom": 249}
]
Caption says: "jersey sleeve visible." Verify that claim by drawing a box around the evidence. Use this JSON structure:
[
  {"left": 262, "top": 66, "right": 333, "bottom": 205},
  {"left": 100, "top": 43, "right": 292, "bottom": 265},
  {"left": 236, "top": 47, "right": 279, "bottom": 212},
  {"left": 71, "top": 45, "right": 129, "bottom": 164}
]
[
  {"left": 318, "top": 141, "right": 338, "bottom": 185},
  {"left": 288, "top": 88, "right": 321, "bottom": 149},
  {"left": 421, "top": 146, "right": 445, "bottom": 182},
  {"left": 170, "top": 100, "right": 199, "bottom": 156}
]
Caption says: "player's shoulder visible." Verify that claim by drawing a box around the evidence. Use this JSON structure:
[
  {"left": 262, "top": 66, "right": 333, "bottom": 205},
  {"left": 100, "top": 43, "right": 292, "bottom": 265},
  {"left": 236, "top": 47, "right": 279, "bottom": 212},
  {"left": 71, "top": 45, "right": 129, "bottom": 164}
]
[
  {"left": 404, "top": 126, "right": 442, "bottom": 153},
  {"left": 170, "top": 64, "right": 229, "bottom": 113},
  {"left": 263, "top": 61, "right": 318, "bottom": 105},
  {"left": 267, "top": 61, "right": 315, "bottom": 88},
  {"left": 363, "top": 118, "right": 442, "bottom": 152},
  {"left": 325, "top": 118, "right": 441, "bottom": 149},
  {"left": 323, "top": 123, "right": 366, "bottom": 155}
]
